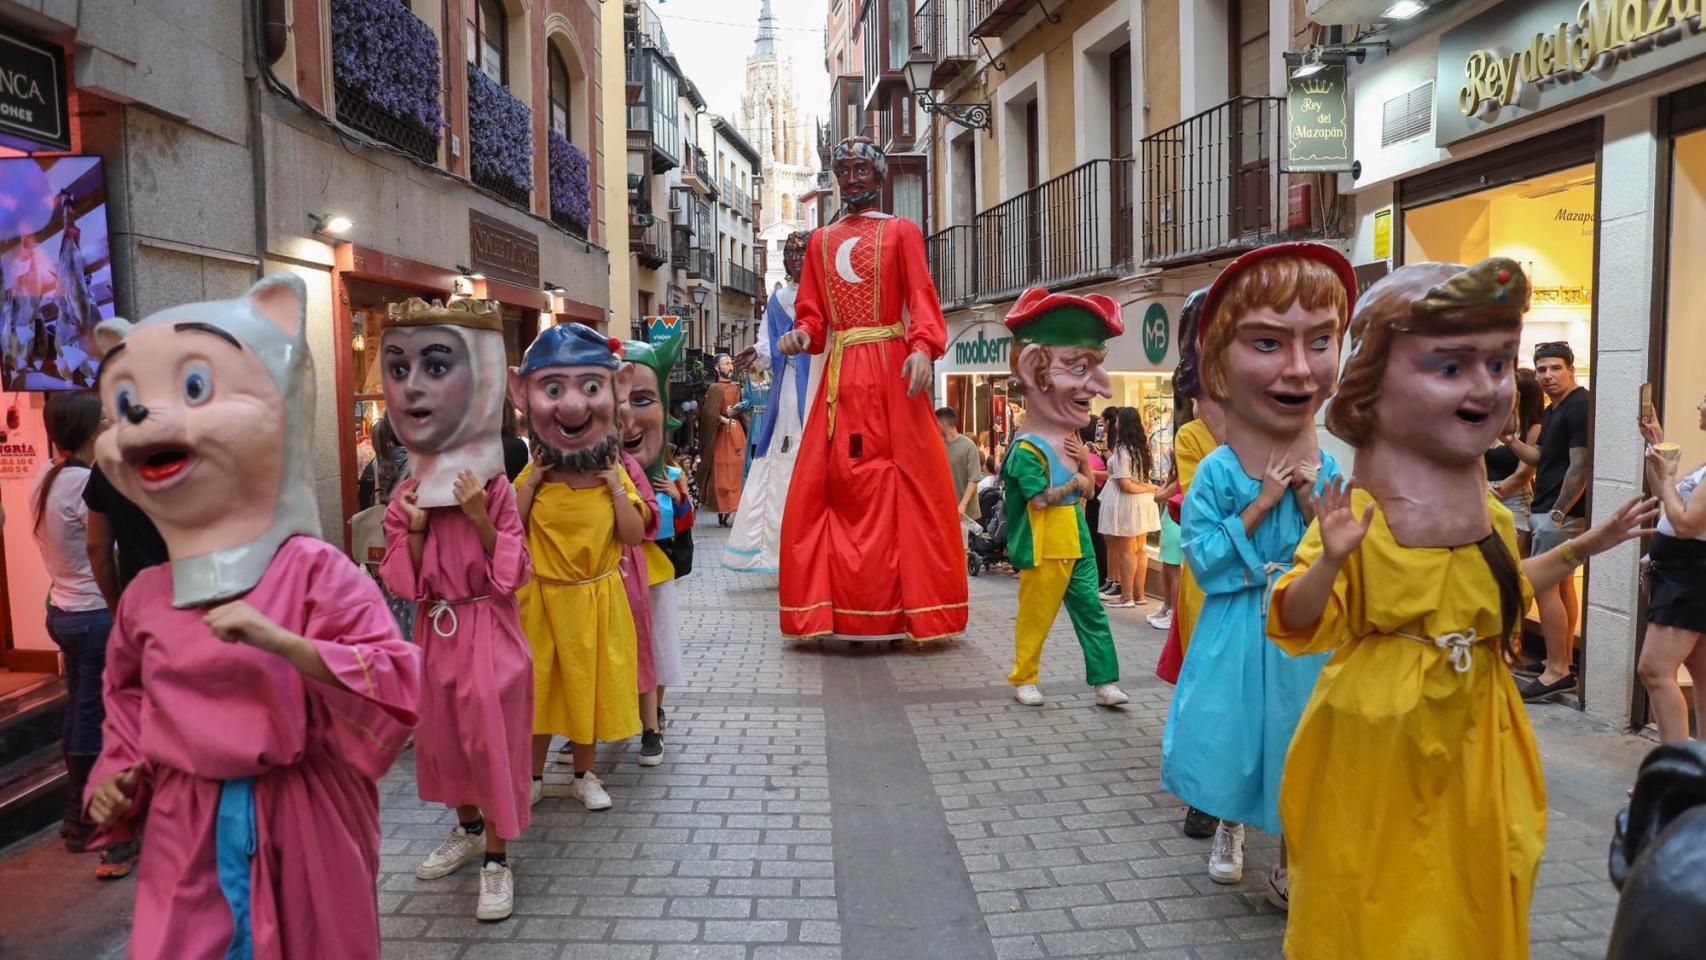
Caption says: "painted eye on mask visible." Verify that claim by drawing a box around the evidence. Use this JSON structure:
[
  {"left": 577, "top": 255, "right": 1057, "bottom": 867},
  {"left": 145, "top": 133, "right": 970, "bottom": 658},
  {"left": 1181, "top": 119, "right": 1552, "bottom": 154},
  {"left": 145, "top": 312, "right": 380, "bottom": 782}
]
[
  {"left": 426, "top": 359, "right": 451, "bottom": 377},
  {"left": 544, "top": 382, "right": 564, "bottom": 399},
  {"left": 584, "top": 381, "right": 602, "bottom": 396},
  {"left": 113, "top": 384, "right": 141, "bottom": 422},
  {"left": 1253, "top": 338, "right": 1281, "bottom": 353},
  {"left": 182, "top": 363, "right": 214, "bottom": 405}
]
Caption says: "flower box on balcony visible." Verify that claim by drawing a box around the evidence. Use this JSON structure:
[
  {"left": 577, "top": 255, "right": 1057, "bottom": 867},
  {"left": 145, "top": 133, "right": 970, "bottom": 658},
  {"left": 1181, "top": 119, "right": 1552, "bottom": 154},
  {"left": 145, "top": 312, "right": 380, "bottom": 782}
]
[
  {"left": 330, "top": 0, "right": 443, "bottom": 164},
  {"left": 548, "top": 131, "right": 591, "bottom": 238},
  {"left": 467, "top": 62, "right": 533, "bottom": 207}
]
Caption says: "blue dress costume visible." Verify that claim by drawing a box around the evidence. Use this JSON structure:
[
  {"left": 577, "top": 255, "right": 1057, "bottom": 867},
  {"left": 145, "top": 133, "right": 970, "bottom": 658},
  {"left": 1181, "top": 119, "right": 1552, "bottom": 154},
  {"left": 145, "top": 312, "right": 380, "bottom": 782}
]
[{"left": 1160, "top": 445, "right": 1337, "bottom": 834}]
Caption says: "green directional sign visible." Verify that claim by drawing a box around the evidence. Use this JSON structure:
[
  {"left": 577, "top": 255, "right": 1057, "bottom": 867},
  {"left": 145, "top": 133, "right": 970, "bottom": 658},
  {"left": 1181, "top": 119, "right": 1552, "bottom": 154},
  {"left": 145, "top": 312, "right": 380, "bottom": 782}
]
[{"left": 1142, "top": 303, "right": 1169, "bottom": 364}]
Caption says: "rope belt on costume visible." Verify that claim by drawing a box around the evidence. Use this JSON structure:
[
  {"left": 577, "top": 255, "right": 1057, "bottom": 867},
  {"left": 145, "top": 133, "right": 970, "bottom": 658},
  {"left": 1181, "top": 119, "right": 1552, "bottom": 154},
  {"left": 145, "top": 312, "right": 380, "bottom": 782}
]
[
  {"left": 824, "top": 323, "right": 904, "bottom": 438},
  {"left": 1396, "top": 628, "right": 1478, "bottom": 674},
  {"left": 1259, "top": 561, "right": 1292, "bottom": 618},
  {"left": 532, "top": 569, "right": 620, "bottom": 587},
  {"left": 424, "top": 596, "right": 491, "bottom": 638}
]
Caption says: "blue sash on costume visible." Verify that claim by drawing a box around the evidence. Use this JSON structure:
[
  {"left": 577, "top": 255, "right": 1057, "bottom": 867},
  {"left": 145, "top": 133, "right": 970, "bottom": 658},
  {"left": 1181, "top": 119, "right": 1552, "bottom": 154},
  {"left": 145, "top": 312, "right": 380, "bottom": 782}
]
[
  {"left": 216, "top": 777, "right": 257, "bottom": 960},
  {"left": 653, "top": 465, "right": 685, "bottom": 542},
  {"left": 753, "top": 288, "right": 804, "bottom": 458},
  {"left": 1005, "top": 433, "right": 1081, "bottom": 505}
]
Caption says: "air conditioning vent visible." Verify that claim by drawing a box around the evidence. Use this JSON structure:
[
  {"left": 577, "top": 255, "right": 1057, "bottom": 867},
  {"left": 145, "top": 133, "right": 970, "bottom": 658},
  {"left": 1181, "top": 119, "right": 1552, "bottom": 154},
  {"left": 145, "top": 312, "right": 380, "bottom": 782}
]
[{"left": 1381, "top": 81, "right": 1433, "bottom": 148}]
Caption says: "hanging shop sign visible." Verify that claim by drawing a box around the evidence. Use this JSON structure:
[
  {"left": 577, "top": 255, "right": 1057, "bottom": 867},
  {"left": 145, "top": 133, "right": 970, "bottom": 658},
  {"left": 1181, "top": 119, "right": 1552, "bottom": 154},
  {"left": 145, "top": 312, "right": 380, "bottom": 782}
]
[
  {"left": 1373, "top": 207, "right": 1393, "bottom": 261},
  {"left": 1285, "top": 65, "right": 1353, "bottom": 172},
  {"left": 645, "top": 315, "right": 683, "bottom": 342},
  {"left": 469, "top": 211, "right": 540, "bottom": 287},
  {"left": 1440, "top": 0, "right": 1706, "bottom": 145},
  {"left": 0, "top": 31, "right": 70, "bottom": 152}
]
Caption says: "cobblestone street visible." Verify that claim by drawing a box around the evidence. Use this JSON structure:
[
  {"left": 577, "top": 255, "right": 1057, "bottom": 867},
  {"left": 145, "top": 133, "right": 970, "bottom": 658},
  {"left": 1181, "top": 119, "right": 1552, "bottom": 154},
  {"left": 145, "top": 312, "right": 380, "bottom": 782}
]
[{"left": 0, "top": 523, "right": 1651, "bottom": 960}]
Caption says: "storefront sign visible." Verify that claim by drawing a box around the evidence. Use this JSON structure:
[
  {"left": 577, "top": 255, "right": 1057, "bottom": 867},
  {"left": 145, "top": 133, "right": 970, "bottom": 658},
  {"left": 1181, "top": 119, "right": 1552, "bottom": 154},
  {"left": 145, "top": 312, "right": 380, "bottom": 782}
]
[
  {"left": 469, "top": 211, "right": 540, "bottom": 287},
  {"left": 1142, "top": 303, "right": 1170, "bottom": 364},
  {"left": 1285, "top": 65, "right": 1352, "bottom": 172},
  {"left": 950, "top": 325, "right": 1012, "bottom": 368},
  {"left": 1373, "top": 207, "right": 1393, "bottom": 260},
  {"left": 0, "top": 440, "right": 41, "bottom": 479},
  {"left": 0, "top": 31, "right": 69, "bottom": 151},
  {"left": 645, "top": 315, "right": 683, "bottom": 341},
  {"left": 1439, "top": 0, "right": 1706, "bottom": 144}
]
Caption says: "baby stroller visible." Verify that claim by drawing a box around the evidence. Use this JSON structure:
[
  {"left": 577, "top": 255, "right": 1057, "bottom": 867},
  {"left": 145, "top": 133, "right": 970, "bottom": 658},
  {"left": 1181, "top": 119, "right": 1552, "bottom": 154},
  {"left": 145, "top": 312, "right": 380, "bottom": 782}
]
[{"left": 967, "top": 483, "right": 1008, "bottom": 576}]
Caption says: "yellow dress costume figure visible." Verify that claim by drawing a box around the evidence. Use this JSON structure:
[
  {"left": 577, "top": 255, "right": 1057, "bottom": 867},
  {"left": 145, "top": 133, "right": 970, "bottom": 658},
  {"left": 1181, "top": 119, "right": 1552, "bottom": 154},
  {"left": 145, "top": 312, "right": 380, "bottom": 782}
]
[
  {"left": 1171, "top": 417, "right": 1215, "bottom": 651},
  {"left": 517, "top": 461, "right": 644, "bottom": 746},
  {"left": 1271, "top": 491, "right": 1545, "bottom": 959},
  {"left": 1267, "top": 257, "right": 1655, "bottom": 956}
]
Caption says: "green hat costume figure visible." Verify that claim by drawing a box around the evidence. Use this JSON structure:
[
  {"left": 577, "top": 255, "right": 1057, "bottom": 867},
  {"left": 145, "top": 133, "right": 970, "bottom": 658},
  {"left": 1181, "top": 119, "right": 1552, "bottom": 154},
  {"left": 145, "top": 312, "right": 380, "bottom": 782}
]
[{"left": 999, "top": 287, "right": 1130, "bottom": 709}]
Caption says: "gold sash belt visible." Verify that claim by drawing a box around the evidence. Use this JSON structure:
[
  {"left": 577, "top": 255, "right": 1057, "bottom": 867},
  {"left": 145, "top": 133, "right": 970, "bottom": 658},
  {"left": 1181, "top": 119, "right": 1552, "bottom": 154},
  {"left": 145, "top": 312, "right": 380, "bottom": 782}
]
[{"left": 825, "top": 323, "right": 904, "bottom": 438}]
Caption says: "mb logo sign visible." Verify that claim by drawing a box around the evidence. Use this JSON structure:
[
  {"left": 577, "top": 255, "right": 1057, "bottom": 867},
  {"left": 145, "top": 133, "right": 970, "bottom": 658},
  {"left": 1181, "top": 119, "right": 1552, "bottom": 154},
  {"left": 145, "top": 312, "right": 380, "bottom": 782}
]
[{"left": 1142, "top": 303, "right": 1169, "bottom": 364}]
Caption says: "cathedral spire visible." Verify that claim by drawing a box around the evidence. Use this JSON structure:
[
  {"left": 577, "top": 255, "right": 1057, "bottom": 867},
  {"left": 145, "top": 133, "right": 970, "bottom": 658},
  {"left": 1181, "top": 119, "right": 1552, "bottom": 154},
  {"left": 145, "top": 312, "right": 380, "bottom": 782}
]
[{"left": 755, "top": 0, "right": 777, "bottom": 57}]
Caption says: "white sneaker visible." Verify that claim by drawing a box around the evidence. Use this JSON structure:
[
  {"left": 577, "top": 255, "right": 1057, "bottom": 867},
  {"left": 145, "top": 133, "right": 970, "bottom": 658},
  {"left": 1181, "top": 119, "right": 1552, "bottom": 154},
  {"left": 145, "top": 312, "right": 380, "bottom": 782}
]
[
  {"left": 1013, "top": 684, "right": 1044, "bottom": 706},
  {"left": 476, "top": 861, "right": 514, "bottom": 921},
  {"left": 415, "top": 826, "right": 483, "bottom": 880},
  {"left": 530, "top": 779, "right": 543, "bottom": 806},
  {"left": 1266, "top": 865, "right": 1289, "bottom": 911},
  {"left": 1093, "top": 683, "right": 1129, "bottom": 707},
  {"left": 1208, "top": 822, "right": 1245, "bottom": 884},
  {"left": 1146, "top": 609, "right": 1174, "bottom": 630},
  {"left": 567, "top": 773, "right": 612, "bottom": 810}
]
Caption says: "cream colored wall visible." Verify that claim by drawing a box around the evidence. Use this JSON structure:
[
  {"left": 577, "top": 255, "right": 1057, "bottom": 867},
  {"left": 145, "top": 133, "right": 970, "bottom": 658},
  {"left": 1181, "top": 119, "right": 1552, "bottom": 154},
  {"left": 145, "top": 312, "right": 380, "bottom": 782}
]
[
  {"left": 603, "top": 0, "right": 629, "bottom": 334},
  {"left": 1666, "top": 130, "right": 1706, "bottom": 471},
  {"left": 1143, "top": 0, "right": 1181, "bottom": 135}
]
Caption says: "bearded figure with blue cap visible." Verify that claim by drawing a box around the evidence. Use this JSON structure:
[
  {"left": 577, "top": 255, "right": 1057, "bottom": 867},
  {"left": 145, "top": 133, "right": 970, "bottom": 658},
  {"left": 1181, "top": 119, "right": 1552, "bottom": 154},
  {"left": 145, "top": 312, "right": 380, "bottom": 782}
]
[{"left": 508, "top": 323, "right": 647, "bottom": 812}]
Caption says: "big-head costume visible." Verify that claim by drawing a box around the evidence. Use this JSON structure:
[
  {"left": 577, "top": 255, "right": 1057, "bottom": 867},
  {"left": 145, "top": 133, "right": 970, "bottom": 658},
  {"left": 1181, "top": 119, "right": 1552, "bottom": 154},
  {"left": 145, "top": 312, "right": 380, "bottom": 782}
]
[
  {"left": 376, "top": 296, "right": 535, "bottom": 841},
  {"left": 379, "top": 297, "right": 508, "bottom": 507},
  {"left": 1001, "top": 288, "right": 1123, "bottom": 691},
  {"left": 1268, "top": 257, "right": 1546, "bottom": 960},
  {"left": 778, "top": 139, "right": 968, "bottom": 641},
  {"left": 725, "top": 231, "right": 819, "bottom": 574},
  {"left": 510, "top": 323, "right": 643, "bottom": 747},
  {"left": 87, "top": 274, "right": 420, "bottom": 960},
  {"left": 1160, "top": 242, "right": 1353, "bottom": 836},
  {"left": 623, "top": 336, "right": 691, "bottom": 690}
]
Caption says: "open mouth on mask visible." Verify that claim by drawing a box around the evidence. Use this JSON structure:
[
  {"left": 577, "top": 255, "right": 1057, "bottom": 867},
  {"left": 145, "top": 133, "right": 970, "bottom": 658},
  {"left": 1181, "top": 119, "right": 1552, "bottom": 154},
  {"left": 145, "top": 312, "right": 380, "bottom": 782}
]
[
  {"left": 1268, "top": 392, "right": 1312, "bottom": 410},
  {"left": 623, "top": 430, "right": 645, "bottom": 452},
  {"left": 1455, "top": 405, "right": 1490, "bottom": 425},
  {"left": 555, "top": 415, "right": 593, "bottom": 444},
  {"left": 129, "top": 445, "right": 197, "bottom": 486},
  {"left": 405, "top": 407, "right": 433, "bottom": 425}
]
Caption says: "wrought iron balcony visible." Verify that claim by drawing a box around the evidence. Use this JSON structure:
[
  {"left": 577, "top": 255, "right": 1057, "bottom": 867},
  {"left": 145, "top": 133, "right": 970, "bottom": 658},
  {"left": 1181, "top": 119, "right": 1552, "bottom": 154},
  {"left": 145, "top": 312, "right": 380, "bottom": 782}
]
[
  {"left": 723, "top": 263, "right": 761, "bottom": 299},
  {"left": 1141, "top": 96, "right": 1291, "bottom": 267},
  {"left": 685, "top": 247, "right": 716, "bottom": 282},
  {"left": 926, "top": 224, "right": 976, "bottom": 312},
  {"left": 970, "top": 0, "right": 1049, "bottom": 38},
  {"left": 914, "top": 0, "right": 979, "bottom": 89},
  {"left": 632, "top": 214, "right": 670, "bottom": 269},
  {"left": 973, "top": 158, "right": 1136, "bottom": 303}
]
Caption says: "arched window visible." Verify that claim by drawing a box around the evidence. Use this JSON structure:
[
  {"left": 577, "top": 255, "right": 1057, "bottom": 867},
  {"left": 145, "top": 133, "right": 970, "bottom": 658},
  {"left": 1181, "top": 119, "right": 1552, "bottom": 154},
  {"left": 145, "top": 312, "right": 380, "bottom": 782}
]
[
  {"left": 549, "top": 46, "right": 572, "bottom": 137},
  {"left": 468, "top": 0, "right": 507, "bottom": 86}
]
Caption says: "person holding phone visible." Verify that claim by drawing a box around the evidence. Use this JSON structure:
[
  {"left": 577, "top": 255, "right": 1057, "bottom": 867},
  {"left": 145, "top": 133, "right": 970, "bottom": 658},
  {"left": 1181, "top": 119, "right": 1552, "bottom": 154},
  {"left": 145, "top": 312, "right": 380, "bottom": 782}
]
[{"left": 1637, "top": 399, "right": 1706, "bottom": 742}]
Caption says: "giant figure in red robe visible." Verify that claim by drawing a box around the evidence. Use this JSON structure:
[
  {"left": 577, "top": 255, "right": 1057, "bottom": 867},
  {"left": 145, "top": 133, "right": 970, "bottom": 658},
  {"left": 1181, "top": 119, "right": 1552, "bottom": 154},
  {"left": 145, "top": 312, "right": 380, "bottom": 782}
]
[{"left": 775, "top": 137, "right": 968, "bottom": 641}]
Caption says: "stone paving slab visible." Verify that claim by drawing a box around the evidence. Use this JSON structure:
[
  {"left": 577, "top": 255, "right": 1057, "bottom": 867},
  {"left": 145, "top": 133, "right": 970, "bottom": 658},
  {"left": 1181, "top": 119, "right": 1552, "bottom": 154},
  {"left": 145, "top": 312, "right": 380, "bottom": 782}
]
[{"left": 0, "top": 521, "right": 1659, "bottom": 960}]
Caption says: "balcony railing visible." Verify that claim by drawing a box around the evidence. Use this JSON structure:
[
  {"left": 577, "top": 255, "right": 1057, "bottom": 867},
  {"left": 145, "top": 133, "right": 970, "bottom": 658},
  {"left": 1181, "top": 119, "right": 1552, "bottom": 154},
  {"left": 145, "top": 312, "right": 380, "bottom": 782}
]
[
  {"left": 1141, "top": 96, "right": 1288, "bottom": 267},
  {"left": 914, "top": 0, "right": 977, "bottom": 88},
  {"left": 734, "top": 187, "right": 753, "bottom": 221},
  {"left": 632, "top": 214, "right": 670, "bottom": 269},
  {"left": 926, "top": 224, "right": 977, "bottom": 312},
  {"left": 973, "top": 158, "right": 1136, "bottom": 303},
  {"left": 970, "top": 0, "right": 1043, "bottom": 37},
  {"left": 723, "top": 263, "right": 761, "bottom": 299}
]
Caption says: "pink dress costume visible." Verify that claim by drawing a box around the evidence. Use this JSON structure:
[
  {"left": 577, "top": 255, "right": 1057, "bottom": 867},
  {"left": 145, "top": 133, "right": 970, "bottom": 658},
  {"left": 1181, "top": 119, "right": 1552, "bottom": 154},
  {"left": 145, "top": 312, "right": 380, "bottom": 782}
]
[
  {"left": 620, "top": 450, "right": 661, "bottom": 693},
  {"left": 380, "top": 475, "right": 534, "bottom": 838},
  {"left": 89, "top": 538, "right": 419, "bottom": 960}
]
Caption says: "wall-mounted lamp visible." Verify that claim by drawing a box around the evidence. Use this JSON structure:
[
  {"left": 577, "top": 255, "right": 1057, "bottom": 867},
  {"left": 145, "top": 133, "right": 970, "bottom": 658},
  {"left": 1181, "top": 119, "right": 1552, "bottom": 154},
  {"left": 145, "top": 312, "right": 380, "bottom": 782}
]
[
  {"left": 690, "top": 284, "right": 710, "bottom": 307},
  {"left": 310, "top": 213, "right": 353, "bottom": 237},
  {"left": 1382, "top": 1, "right": 1427, "bottom": 20},
  {"left": 1286, "top": 41, "right": 1388, "bottom": 80},
  {"left": 352, "top": 332, "right": 366, "bottom": 352},
  {"left": 905, "top": 46, "right": 991, "bottom": 131}
]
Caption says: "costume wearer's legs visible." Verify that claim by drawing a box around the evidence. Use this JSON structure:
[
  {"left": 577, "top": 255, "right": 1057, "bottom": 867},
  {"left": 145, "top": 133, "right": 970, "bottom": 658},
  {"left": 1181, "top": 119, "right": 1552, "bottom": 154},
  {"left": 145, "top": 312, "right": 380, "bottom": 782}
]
[
  {"left": 1059, "top": 555, "right": 1120, "bottom": 686},
  {"left": 1010, "top": 560, "right": 1071, "bottom": 686}
]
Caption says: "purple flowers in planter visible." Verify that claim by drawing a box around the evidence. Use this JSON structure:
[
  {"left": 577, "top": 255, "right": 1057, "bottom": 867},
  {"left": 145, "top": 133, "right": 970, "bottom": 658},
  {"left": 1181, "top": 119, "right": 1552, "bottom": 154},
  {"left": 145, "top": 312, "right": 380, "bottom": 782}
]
[
  {"left": 330, "top": 0, "right": 443, "bottom": 133},
  {"left": 549, "top": 132, "right": 592, "bottom": 231},
  {"left": 467, "top": 63, "right": 534, "bottom": 194}
]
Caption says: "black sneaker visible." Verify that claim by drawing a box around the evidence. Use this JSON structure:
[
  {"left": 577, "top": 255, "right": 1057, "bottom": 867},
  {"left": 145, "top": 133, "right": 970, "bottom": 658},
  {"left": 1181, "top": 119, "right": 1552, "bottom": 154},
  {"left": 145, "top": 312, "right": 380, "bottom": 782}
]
[
  {"left": 1182, "top": 806, "right": 1218, "bottom": 839},
  {"left": 1518, "top": 674, "right": 1577, "bottom": 703},
  {"left": 638, "top": 730, "right": 664, "bottom": 767}
]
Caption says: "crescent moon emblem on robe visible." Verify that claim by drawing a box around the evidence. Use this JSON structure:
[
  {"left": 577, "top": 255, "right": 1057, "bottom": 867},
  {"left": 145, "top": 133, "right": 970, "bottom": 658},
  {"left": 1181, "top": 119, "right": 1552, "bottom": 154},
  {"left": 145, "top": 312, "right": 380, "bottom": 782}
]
[{"left": 834, "top": 236, "right": 864, "bottom": 284}]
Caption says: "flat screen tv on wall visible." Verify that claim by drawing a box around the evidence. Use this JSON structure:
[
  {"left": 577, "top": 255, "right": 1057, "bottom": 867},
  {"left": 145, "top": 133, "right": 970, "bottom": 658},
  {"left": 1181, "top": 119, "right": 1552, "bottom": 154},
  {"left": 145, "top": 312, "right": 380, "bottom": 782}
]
[{"left": 0, "top": 155, "right": 114, "bottom": 391}]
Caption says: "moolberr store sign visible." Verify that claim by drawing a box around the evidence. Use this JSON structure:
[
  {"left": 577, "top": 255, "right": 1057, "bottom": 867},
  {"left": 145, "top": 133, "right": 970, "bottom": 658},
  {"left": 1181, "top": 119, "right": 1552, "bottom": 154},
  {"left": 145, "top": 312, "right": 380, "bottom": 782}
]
[
  {"left": 0, "top": 30, "right": 70, "bottom": 151},
  {"left": 1437, "top": 0, "right": 1706, "bottom": 145}
]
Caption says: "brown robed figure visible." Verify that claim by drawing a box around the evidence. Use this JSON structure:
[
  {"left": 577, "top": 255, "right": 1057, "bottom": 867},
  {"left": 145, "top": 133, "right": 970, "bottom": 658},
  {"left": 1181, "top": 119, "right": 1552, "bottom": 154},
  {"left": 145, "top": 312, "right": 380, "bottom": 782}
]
[{"left": 696, "top": 352, "right": 747, "bottom": 525}]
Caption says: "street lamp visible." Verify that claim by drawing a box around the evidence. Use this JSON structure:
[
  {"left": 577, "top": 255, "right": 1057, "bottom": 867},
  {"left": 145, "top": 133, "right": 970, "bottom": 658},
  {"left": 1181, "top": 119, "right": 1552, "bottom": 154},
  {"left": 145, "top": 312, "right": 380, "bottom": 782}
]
[{"left": 905, "top": 45, "right": 991, "bottom": 131}]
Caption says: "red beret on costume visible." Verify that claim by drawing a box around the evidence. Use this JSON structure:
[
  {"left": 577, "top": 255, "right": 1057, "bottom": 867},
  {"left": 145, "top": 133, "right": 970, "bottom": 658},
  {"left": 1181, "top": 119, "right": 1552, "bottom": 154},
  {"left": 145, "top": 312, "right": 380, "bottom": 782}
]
[{"left": 1198, "top": 242, "right": 1359, "bottom": 346}]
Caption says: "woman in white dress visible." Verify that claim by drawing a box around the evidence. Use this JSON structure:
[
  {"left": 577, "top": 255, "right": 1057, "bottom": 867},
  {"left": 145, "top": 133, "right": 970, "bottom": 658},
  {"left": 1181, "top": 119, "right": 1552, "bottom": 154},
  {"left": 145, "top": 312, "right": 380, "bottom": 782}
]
[
  {"left": 1099, "top": 406, "right": 1160, "bottom": 606},
  {"left": 724, "top": 232, "right": 820, "bottom": 573}
]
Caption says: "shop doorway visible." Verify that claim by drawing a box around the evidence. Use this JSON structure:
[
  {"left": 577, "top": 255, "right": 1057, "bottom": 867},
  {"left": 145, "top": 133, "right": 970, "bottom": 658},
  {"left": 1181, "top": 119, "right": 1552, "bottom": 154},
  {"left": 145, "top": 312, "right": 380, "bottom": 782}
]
[{"left": 1397, "top": 127, "right": 1601, "bottom": 710}]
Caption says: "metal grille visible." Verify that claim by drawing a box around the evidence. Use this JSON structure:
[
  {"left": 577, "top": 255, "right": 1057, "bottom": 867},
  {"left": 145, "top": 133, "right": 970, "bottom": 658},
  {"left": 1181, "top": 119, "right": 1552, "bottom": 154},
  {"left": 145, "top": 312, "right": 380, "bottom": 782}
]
[
  {"left": 1141, "top": 96, "right": 1286, "bottom": 266},
  {"left": 973, "top": 158, "right": 1136, "bottom": 303},
  {"left": 1381, "top": 81, "right": 1433, "bottom": 148},
  {"left": 926, "top": 224, "right": 976, "bottom": 311}
]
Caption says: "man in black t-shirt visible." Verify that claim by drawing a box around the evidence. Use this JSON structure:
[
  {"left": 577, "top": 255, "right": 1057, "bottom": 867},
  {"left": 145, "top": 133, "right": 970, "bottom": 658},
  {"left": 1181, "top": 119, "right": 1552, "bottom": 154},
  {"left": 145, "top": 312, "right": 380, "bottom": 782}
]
[
  {"left": 83, "top": 462, "right": 169, "bottom": 603},
  {"left": 1516, "top": 341, "right": 1591, "bottom": 702}
]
